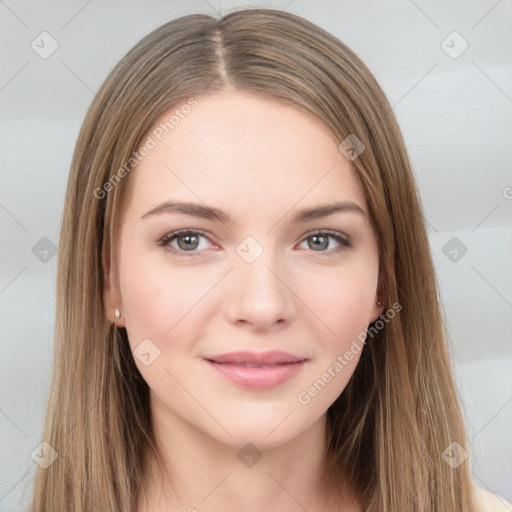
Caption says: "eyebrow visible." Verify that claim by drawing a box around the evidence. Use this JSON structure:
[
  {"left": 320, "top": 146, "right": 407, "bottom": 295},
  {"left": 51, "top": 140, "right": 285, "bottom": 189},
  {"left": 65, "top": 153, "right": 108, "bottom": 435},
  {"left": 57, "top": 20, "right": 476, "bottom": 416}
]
[{"left": 141, "top": 200, "right": 366, "bottom": 224}]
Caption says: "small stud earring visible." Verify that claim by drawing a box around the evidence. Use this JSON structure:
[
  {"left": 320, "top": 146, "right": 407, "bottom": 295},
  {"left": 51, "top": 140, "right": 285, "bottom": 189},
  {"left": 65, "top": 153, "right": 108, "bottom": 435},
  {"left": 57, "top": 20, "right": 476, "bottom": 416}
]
[
  {"left": 114, "top": 307, "right": 120, "bottom": 320},
  {"left": 377, "top": 301, "right": 382, "bottom": 307}
]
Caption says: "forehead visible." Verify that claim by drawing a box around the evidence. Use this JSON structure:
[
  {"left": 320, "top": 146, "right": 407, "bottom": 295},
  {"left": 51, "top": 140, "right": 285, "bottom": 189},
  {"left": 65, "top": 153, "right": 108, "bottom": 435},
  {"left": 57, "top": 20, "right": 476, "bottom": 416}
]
[{"left": 122, "top": 92, "right": 368, "bottom": 222}]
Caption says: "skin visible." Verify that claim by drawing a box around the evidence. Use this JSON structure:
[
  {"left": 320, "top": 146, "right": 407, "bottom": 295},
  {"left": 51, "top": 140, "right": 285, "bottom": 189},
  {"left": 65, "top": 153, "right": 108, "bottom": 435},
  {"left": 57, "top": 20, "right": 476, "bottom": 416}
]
[{"left": 104, "top": 91, "right": 384, "bottom": 511}]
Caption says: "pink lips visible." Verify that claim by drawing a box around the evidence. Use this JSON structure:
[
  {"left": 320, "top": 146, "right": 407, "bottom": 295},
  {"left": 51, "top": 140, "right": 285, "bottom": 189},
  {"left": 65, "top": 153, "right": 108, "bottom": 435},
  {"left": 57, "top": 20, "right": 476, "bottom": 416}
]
[{"left": 204, "top": 350, "right": 306, "bottom": 390}]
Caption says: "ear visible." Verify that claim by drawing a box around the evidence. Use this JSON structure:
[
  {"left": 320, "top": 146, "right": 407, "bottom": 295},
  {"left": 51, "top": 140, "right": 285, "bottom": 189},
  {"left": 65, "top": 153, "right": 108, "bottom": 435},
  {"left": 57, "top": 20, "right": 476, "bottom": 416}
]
[
  {"left": 102, "top": 239, "right": 125, "bottom": 327},
  {"left": 368, "top": 280, "right": 385, "bottom": 324}
]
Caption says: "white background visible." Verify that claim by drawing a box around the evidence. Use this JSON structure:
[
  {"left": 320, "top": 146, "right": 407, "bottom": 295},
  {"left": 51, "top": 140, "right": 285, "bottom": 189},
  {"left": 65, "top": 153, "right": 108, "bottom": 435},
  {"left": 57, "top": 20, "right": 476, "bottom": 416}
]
[{"left": 1, "top": 0, "right": 511, "bottom": 509}]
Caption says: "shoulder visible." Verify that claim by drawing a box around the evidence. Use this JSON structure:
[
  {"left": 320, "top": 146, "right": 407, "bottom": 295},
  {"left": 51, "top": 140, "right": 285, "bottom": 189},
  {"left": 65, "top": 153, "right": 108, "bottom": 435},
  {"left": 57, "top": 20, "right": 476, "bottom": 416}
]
[{"left": 472, "top": 482, "right": 512, "bottom": 512}]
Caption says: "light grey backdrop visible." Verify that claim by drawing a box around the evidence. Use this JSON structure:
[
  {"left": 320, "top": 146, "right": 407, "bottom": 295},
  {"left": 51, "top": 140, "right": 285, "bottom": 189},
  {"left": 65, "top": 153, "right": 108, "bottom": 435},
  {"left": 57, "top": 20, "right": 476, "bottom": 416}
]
[{"left": 1, "top": 0, "right": 511, "bottom": 510}]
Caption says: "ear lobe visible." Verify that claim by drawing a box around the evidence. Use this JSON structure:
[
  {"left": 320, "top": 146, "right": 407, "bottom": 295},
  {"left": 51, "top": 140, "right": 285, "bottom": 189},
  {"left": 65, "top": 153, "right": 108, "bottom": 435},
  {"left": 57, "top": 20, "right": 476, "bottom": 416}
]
[
  {"left": 102, "top": 241, "right": 122, "bottom": 325},
  {"left": 368, "top": 280, "right": 385, "bottom": 324},
  {"left": 369, "top": 300, "right": 385, "bottom": 324},
  {"left": 103, "top": 280, "right": 116, "bottom": 325}
]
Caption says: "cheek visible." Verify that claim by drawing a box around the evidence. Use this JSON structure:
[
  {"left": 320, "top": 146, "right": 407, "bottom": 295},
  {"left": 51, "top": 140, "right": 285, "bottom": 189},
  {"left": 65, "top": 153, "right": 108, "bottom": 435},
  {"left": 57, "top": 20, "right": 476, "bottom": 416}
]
[
  {"left": 294, "top": 270, "right": 373, "bottom": 413},
  {"left": 118, "top": 251, "right": 216, "bottom": 347},
  {"left": 300, "top": 262, "right": 376, "bottom": 342},
  {"left": 118, "top": 259, "right": 208, "bottom": 390}
]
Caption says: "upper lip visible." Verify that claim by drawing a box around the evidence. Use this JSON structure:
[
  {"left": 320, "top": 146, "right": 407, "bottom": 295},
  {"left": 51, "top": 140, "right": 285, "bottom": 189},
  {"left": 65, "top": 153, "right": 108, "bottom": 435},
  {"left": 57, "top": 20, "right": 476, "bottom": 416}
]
[{"left": 205, "top": 350, "right": 306, "bottom": 365}]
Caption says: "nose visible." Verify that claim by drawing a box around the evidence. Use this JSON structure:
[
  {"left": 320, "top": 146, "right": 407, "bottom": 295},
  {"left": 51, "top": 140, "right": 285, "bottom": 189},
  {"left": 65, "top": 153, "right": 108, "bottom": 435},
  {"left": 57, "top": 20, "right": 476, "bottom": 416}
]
[{"left": 223, "top": 242, "right": 294, "bottom": 332}]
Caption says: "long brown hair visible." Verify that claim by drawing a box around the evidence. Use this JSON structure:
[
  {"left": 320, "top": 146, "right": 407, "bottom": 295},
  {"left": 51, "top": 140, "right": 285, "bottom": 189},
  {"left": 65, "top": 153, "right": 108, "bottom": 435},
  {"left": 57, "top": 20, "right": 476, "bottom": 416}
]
[{"left": 30, "top": 8, "right": 476, "bottom": 511}]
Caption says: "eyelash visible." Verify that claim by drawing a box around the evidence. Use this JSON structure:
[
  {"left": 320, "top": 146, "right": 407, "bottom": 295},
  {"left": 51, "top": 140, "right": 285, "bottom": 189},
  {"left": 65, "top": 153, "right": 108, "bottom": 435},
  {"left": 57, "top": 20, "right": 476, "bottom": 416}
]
[{"left": 157, "top": 228, "right": 352, "bottom": 258}]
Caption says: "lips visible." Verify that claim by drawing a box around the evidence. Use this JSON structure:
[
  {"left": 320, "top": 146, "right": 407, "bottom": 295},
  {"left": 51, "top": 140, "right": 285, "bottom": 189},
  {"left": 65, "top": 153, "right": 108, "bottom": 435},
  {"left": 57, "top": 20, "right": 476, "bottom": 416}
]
[
  {"left": 205, "top": 350, "right": 306, "bottom": 365},
  {"left": 204, "top": 350, "right": 307, "bottom": 390}
]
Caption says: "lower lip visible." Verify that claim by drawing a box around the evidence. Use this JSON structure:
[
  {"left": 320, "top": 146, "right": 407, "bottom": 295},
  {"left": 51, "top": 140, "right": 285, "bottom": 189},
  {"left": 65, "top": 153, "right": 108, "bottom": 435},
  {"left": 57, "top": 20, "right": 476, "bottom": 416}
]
[{"left": 205, "top": 360, "right": 305, "bottom": 390}]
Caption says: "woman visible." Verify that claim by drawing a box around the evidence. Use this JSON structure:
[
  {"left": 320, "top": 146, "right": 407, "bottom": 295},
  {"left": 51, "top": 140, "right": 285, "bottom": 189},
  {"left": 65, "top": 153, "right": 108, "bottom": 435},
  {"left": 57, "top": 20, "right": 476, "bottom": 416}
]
[{"left": 30, "top": 8, "right": 510, "bottom": 512}]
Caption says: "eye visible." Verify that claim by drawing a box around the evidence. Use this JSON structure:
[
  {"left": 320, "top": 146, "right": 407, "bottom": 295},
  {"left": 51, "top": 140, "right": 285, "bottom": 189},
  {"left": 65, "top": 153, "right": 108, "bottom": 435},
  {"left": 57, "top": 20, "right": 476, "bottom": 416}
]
[
  {"left": 158, "top": 229, "right": 214, "bottom": 256},
  {"left": 158, "top": 229, "right": 352, "bottom": 257},
  {"left": 297, "top": 230, "right": 352, "bottom": 256}
]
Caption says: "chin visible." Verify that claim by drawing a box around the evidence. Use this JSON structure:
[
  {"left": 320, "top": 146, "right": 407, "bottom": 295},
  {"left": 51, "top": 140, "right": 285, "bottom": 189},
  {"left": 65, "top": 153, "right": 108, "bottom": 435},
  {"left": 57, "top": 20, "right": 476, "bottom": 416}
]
[
  {"left": 215, "top": 414, "right": 312, "bottom": 450},
  {"left": 217, "top": 429, "right": 297, "bottom": 452}
]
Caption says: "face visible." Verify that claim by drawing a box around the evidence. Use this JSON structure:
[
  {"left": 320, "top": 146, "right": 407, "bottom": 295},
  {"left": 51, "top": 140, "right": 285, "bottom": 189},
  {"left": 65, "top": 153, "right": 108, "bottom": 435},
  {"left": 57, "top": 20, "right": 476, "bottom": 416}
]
[{"left": 104, "top": 91, "right": 384, "bottom": 450}]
